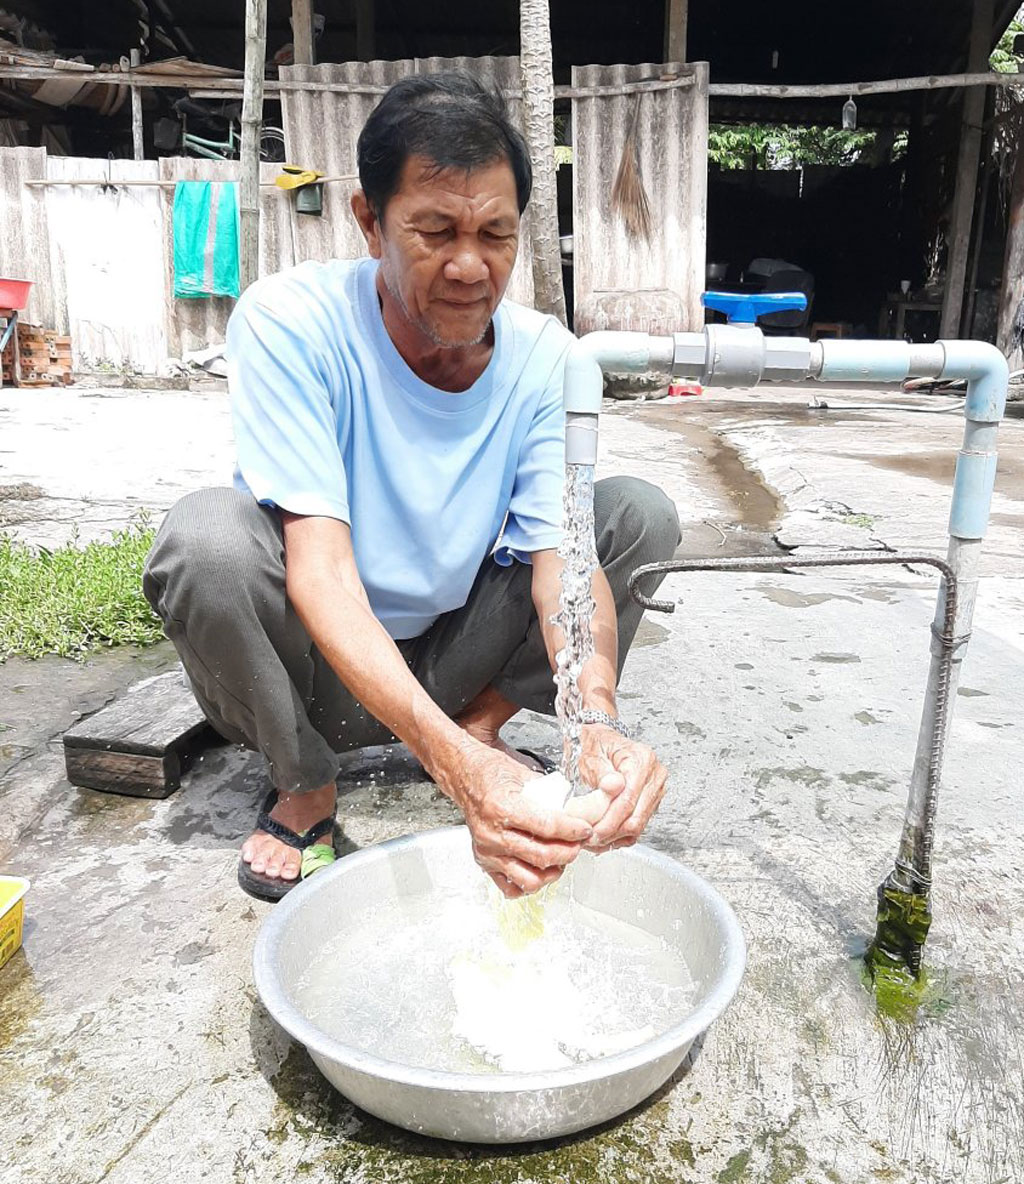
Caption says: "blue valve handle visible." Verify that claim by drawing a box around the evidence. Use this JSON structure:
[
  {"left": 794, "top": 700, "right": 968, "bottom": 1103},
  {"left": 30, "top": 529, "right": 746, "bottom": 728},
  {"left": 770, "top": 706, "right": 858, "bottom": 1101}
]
[{"left": 702, "top": 290, "right": 808, "bottom": 325}]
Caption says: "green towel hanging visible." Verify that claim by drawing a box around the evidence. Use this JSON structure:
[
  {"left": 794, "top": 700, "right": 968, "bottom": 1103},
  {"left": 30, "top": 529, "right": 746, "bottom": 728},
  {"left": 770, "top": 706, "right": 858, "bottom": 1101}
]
[{"left": 173, "top": 180, "right": 241, "bottom": 299}]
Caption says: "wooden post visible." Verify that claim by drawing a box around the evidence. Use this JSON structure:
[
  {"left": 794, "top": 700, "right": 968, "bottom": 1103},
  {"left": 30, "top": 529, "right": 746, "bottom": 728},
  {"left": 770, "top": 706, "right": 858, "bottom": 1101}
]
[
  {"left": 520, "top": 0, "right": 567, "bottom": 322},
  {"left": 130, "top": 48, "right": 144, "bottom": 160},
  {"left": 356, "top": 0, "right": 375, "bottom": 61},
  {"left": 963, "top": 91, "right": 995, "bottom": 337},
  {"left": 291, "top": 0, "right": 315, "bottom": 66},
  {"left": 663, "top": 0, "right": 688, "bottom": 65},
  {"left": 940, "top": 0, "right": 993, "bottom": 338},
  {"left": 997, "top": 118, "right": 1024, "bottom": 364},
  {"left": 240, "top": 0, "right": 267, "bottom": 293}
]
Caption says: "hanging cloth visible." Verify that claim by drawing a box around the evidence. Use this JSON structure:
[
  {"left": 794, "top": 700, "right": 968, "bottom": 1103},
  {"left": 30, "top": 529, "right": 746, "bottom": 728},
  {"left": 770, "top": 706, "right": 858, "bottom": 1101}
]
[{"left": 172, "top": 180, "right": 241, "bottom": 299}]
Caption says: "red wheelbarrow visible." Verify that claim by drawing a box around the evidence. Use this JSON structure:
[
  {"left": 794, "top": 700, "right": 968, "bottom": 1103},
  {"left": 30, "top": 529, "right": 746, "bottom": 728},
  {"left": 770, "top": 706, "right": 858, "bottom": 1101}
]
[{"left": 0, "top": 277, "right": 33, "bottom": 388}]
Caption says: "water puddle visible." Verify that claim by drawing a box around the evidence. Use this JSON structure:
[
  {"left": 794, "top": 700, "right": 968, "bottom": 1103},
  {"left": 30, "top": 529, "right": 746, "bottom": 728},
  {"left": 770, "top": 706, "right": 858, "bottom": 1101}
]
[
  {"left": 759, "top": 586, "right": 860, "bottom": 609},
  {"left": 862, "top": 448, "right": 1023, "bottom": 490},
  {"left": 632, "top": 618, "right": 670, "bottom": 648},
  {"left": 630, "top": 406, "right": 783, "bottom": 533}
]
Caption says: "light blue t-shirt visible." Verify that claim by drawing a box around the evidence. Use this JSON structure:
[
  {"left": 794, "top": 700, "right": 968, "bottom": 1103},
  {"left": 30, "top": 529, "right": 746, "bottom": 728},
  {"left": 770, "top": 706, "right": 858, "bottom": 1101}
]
[{"left": 227, "top": 258, "right": 573, "bottom": 639}]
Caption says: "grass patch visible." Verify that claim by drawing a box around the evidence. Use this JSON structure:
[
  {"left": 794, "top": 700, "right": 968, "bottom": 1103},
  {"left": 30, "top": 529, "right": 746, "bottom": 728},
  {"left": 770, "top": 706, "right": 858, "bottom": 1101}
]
[
  {"left": 0, "top": 521, "right": 164, "bottom": 660},
  {"left": 840, "top": 512, "right": 876, "bottom": 529}
]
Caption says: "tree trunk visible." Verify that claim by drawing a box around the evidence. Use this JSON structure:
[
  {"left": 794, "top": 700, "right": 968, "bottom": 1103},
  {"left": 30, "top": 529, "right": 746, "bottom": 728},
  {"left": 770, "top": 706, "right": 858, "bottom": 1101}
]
[
  {"left": 240, "top": 0, "right": 267, "bottom": 293},
  {"left": 519, "top": 0, "right": 567, "bottom": 323}
]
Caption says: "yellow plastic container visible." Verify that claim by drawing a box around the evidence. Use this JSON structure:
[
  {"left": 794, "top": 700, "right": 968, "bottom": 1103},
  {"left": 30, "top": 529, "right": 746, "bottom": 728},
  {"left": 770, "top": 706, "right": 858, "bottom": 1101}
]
[{"left": 0, "top": 875, "right": 30, "bottom": 971}]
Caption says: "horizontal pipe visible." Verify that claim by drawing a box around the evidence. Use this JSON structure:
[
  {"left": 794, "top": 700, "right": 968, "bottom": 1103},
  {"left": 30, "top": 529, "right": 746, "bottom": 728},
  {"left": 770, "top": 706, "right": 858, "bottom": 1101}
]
[{"left": 816, "top": 340, "right": 944, "bottom": 384}]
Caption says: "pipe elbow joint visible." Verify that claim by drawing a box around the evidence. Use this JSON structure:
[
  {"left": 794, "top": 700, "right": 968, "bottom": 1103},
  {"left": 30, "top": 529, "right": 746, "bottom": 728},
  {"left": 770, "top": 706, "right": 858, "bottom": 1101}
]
[
  {"left": 938, "top": 340, "right": 1009, "bottom": 423},
  {"left": 563, "top": 331, "right": 673, "bottom": 414}
]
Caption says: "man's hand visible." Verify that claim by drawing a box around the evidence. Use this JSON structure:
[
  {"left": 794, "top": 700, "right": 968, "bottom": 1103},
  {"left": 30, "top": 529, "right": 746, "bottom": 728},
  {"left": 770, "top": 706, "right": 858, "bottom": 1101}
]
[
  {"left": 577, "top": 724, "right": 667, "bottom": 851},
  {"left": 451, "top": 744, "right": 595, "bottom": 898}
]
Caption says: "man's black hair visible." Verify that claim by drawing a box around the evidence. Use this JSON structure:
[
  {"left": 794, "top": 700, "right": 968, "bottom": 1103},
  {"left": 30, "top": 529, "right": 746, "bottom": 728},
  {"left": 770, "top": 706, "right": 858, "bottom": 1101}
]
[{"left": 357, "top": 72, "right": 533, "bottom": 220}]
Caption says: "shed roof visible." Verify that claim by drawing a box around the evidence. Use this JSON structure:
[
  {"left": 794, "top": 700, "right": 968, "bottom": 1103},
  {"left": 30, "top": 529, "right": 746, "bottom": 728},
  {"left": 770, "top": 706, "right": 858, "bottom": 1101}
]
[{"left": 14, "top": 0, "right": 1021, "bottom": 89}]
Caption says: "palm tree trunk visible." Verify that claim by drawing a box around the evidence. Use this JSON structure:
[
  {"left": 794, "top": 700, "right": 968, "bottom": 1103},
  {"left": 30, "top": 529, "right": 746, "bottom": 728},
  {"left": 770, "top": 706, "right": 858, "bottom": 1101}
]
[{"left": 519, "top": 0, "right": 567, "bottom": 324}]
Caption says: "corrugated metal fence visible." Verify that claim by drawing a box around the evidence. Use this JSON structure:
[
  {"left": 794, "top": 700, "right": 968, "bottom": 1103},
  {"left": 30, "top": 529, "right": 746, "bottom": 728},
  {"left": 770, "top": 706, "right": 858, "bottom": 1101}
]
[
  {"left": 0, "top": 148, "right": 302, "bottom": 373},
  {"left": 0, "top": 56, "right": 537, "bottom": 375},
  {"left": 0, "top": 56, "right": 709, "bottom": 373},
  {"left": 279, "top": 56, "right": 536, "bottom": 308},
  {"left": 572, "top": 62, "right": 708, "bottom": 335}
]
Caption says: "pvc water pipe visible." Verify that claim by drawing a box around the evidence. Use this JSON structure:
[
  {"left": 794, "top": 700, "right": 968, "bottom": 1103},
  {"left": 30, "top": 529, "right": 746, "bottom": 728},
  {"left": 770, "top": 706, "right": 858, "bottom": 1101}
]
[
  {"left": 563, "top": 331, "right": 674, "bottom": 464},
  {"left": 566, "top": 326, "right": 1008, "bottom": 941}
]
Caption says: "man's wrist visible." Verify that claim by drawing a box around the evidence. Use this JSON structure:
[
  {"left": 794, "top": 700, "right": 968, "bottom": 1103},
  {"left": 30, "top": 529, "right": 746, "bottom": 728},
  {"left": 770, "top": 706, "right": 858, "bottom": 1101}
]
[{"left": 578, "top": 709, "right": 632, "bottom": 740}]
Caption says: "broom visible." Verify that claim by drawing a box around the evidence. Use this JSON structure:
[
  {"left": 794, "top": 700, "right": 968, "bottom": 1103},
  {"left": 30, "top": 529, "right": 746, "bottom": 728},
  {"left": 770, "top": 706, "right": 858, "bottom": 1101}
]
[{"left": 611, "top": 93, "right": 652, "bottom": 242}]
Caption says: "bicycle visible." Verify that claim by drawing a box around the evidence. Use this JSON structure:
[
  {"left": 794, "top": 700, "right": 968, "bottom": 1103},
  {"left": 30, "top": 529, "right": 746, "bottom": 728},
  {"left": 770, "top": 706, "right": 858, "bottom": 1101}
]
[{"left": 167, "top": 97, "right": 287, "bottom": 163}]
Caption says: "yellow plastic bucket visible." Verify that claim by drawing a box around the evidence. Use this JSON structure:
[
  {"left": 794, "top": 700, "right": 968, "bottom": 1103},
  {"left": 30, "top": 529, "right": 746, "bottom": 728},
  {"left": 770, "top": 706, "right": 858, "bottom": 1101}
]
[{"left": 0, "top": 875, "right": 30, "bottom": 971}]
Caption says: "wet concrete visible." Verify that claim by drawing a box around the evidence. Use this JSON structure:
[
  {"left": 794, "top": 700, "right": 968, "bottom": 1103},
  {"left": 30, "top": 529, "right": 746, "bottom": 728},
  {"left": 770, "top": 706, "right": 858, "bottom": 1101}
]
[
  {"left": 1, "top": 380, "right": 1022, "bottom": 1183},
  {"left": 623, "top": 405, "right": 784, "bottom": 534}
]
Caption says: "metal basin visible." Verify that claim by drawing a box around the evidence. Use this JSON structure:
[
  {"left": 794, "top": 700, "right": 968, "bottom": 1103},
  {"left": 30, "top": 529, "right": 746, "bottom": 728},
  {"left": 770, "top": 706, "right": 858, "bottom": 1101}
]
[{"left": 253, "top": 826, "right": 745, "bottom": 1143}]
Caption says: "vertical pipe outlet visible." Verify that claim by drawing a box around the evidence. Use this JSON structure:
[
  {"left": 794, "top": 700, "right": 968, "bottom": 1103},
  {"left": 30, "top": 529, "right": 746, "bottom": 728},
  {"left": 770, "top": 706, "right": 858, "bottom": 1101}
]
[{"left": 563, "top": 331, "right": 674, "bottom": 464}]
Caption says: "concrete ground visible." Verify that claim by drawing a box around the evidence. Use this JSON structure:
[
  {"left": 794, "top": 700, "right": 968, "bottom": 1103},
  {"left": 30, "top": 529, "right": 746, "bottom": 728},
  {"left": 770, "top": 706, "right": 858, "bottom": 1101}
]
[{"left": 1, "top": 381, "right": 1022, "bottom": 1184}]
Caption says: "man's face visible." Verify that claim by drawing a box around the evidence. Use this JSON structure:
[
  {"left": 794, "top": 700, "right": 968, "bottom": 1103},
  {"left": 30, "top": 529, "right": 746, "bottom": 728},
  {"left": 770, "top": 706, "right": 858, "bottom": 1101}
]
[{"left": 360, "top": 154, "right": 520, "bottom": 349}]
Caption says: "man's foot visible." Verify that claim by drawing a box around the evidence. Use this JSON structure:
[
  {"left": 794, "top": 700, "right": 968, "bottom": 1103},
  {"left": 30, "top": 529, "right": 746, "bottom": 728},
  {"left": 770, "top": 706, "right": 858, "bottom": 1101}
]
[
  {"left": 240, "top": 782, "right": 337, "bottom": 884},
  {"left": 476, "top": 733, "right": 553, "bottom": 772}
]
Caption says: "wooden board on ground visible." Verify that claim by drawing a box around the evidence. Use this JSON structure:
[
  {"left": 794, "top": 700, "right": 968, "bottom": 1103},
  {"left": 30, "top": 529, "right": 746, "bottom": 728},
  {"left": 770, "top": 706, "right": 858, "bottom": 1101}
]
[{"left": 63, "top": 670, "right": 216, "bottom": 798}]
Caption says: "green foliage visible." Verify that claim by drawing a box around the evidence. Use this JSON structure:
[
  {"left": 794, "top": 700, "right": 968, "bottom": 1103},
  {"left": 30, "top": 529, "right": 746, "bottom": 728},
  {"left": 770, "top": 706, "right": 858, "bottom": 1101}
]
[
  {"left": 708, "top": 123, "right": 901, "bottom": 171},
  {"left": 991, "top": 6, "right": 1024, "bottom": 73},
  {"left": 0, "top": 521, "right": 164, "bottom": 660}
]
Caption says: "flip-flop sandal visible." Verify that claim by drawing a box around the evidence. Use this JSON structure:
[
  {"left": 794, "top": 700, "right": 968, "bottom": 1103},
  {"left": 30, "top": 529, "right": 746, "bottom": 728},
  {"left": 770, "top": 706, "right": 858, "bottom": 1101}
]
[
  {"left": 237, "top": 789, "right": 339, "bottom": 902},
  {"left": 420, "top": 746, "right": 557, "bottom": 783},
  {"left": 515, "top": 747, "right": 558, "bottom": 774}
]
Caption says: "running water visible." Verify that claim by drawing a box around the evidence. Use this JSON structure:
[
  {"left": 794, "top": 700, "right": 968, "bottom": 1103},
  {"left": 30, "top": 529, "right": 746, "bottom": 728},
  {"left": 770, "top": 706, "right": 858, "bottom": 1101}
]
[
  {"left": 554, "top": 463, "right": 599, "bottom": 797},
  {"left": 294, "top": 869, "right": 695, "bottom": 1074}
]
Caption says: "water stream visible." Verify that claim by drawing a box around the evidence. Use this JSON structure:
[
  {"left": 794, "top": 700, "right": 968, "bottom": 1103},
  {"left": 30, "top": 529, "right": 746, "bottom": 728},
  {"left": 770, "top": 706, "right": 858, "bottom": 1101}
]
[{"left": 553, "top": 463, "right": 599, "bottom": 797}]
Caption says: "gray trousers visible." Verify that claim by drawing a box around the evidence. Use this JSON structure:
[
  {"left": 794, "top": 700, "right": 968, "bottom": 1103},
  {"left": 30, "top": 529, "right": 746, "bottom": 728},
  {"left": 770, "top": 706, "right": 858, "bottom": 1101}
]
[{"left": 142, "top": 478, "right": 680, "bottom": 795}]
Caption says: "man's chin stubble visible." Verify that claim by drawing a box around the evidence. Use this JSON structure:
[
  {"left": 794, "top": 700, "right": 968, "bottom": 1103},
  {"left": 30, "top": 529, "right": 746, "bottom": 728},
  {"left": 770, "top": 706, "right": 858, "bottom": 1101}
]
[{"left": 425, "top": 322, "right": 490, "bottom": 349}]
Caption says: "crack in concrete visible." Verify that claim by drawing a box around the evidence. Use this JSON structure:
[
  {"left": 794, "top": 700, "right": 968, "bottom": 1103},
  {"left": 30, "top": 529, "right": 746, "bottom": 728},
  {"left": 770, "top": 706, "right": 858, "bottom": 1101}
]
[{"left": 92, "top": 1080, "right": 192, "bottom": 1183}]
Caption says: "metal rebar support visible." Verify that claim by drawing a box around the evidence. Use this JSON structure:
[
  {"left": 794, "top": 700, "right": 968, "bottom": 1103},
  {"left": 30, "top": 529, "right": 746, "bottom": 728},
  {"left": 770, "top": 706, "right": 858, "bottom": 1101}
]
[{"left": 628, "top": 550, "right": 961, "bottom": 975}]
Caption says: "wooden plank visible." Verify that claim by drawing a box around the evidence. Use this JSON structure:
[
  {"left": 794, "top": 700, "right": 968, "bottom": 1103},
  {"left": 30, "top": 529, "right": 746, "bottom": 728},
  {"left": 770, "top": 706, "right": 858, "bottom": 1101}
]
[
  {"left": 130, "top": 49, "right": 144, "bottom": 161},
  {"left": 291, "top": 0, "right": 315, "bottom": 66},
  {"left": 3, "top": 62, "right": 1024, "bottom": 100},
  {"left": 64, "top": 748, "right": 185, "bottom": 800},
  {"left": 239, "top": 0, "right": 268, "bottom": 293},
  {"left": 997, "top": 125, "right": 1024, "bottom": 364},
  {"left": 663, "top": 0, "right": 688, "bottom": 64},
  {"left": 355, "top": 0, "right": 375, "bottom": 62},
  {"left": 64, "top": 671, "right": 209, "bottom": 756},
  {"left": 941, "top": 0, "right": 994, "bottom": 338},
  {"left": 63, "top": 671, "right": 215, "bottom": 798}
]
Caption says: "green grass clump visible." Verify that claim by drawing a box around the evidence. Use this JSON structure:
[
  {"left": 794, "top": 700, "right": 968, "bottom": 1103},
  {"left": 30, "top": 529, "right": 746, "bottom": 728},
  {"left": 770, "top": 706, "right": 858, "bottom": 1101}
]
[{"left": 0, "top": 522, "right": 164, "bottom": 660}]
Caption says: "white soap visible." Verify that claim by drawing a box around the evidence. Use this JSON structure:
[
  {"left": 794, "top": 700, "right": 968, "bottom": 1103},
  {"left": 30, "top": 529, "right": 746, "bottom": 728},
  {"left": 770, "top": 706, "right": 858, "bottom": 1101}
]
[{"left": 519, "top": 769, "right": 572, "bottom": 810}]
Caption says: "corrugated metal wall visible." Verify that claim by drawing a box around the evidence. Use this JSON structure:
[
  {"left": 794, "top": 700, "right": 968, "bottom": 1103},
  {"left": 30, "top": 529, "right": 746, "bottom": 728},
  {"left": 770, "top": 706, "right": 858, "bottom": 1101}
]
[
  {"left": 0, "top": 146, "right": 55, "bottom": 328},
  {"left": 45, "top": 156, "right": 166, "bottom": 372},
  {"left": 157, "top": 157, "right": 294, "bottom": 358},
  {"left": 0, "top": 56, "right": 541, "bottom": 373},
  {"left": 0, "top": 150, "right": 304, "bottom": 370},
  {"left": 572, "top": 62, "right": 708, "bottom": 334},
  {"left": 279, "top": 56, "right": 536, "bottom": 307}
]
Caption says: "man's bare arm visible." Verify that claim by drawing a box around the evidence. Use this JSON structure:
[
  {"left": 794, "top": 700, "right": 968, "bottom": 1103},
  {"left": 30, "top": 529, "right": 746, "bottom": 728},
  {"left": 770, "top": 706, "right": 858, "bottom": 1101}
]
[
  {"left": 530, "top": 549, "right": 618, "bottom": 716},
  {"left": 280, "top": 514, "right": 593, "bottom": 892}
]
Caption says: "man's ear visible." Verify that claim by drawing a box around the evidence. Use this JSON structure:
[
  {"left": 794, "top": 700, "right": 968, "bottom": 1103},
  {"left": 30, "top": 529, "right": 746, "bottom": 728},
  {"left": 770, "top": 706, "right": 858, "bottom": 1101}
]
[{"left": 350, "top": 189, "right": 382, "bottom": 259}]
